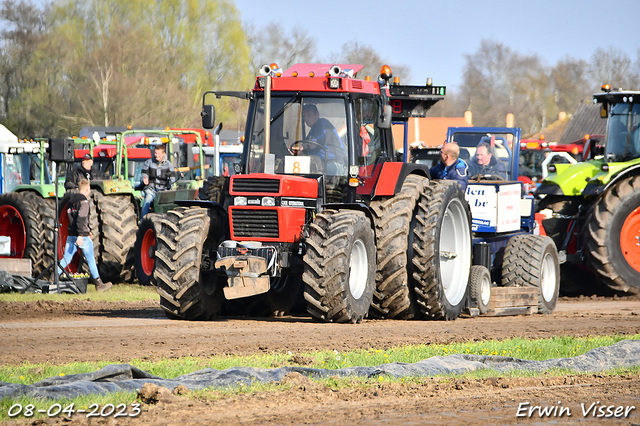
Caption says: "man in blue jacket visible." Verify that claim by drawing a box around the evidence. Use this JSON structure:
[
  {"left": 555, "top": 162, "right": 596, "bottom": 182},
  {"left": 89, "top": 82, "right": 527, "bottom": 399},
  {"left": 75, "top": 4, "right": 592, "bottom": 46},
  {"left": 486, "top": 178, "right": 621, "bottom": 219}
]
[{"left": 429, "top": 142, "right": 469, "bottom": 190}]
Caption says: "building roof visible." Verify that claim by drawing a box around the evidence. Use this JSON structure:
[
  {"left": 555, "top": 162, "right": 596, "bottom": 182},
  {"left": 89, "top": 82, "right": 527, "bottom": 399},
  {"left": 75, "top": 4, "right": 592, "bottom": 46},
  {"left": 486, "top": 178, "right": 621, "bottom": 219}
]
[
  {"left": 558, "top": 102, "right": 606, "bottom": 144},
  {"left": 527, "top": 117, "right": 570, "bottom": 143},
  {"left": 392, "top": 117, "right": 471, "bottom": 150}
]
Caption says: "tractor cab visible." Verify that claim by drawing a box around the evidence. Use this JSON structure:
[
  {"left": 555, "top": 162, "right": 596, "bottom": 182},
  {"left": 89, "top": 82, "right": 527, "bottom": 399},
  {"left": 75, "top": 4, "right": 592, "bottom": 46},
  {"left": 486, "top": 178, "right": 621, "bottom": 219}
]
[{"left": 447, "top": 127, "right": 520, "bottom": 181}]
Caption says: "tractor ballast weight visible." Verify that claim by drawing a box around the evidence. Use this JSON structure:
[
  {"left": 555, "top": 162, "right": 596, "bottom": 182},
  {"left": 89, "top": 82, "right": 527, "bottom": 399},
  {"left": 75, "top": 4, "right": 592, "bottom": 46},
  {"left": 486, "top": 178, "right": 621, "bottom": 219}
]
[{"left": 155, "top": 63, "right": 474, "bottom": 323}]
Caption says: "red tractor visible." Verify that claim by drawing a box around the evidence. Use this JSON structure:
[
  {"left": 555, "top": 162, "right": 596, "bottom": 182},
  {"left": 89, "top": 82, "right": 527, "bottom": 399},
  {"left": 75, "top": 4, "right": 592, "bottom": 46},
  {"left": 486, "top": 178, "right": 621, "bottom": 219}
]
[
  {"left": 518, "top": 139, "right": 583, "bottom": 194},
  {"left": 154, "top": 63, "right": 473, "bottom": 323}
]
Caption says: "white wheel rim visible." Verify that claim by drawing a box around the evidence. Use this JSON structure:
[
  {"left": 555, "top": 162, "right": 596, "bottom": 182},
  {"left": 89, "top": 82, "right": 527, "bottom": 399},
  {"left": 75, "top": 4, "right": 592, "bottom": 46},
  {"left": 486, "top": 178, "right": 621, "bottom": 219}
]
[
  {"left": 439, "top": 199, "right": 472, "bottom": 305},
  {"left": 540, "top": 252, "right": 556, "bottom": 302},
  {"left": 480, "top": 275, "right": 491, "bottom": 305},
  {"left": 349, "top": 238, "right": 368, "bottom": 300}
]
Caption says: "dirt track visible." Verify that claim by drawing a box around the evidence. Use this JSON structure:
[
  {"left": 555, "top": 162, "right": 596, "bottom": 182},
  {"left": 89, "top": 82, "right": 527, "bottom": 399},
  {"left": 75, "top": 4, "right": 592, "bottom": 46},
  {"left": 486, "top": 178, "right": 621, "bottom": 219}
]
[{"left": 2, "top": 296, "right": 640, "bottom": 425}]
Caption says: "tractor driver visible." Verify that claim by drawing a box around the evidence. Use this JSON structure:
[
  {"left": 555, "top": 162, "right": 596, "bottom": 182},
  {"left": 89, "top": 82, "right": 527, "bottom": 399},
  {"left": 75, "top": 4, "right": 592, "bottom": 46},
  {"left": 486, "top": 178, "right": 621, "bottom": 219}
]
[
  {"left": 291, "top": 104, "right": 347, "bottom": 175},
  {"left": 429, "top": 141, "right": 469, "bottom": 190},
  {"left": 140, "top": 144, "right": 176, "bottom": 218},
  {"left": 469, "top": 142, "right": 507, "bottom": 179}
]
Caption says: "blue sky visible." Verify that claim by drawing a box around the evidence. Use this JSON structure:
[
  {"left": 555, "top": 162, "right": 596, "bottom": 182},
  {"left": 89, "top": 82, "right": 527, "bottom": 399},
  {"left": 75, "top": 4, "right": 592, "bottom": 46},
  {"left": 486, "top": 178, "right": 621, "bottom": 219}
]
[{"left": 235, "top": 0, "right": 640, "bottom": 91}]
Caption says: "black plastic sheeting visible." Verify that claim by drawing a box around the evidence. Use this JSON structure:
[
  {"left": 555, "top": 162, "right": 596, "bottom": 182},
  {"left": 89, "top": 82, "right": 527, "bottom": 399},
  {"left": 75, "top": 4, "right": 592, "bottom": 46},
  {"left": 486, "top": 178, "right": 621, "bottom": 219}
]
[{"left": 2, "top": 339, "right": 639, "bottom": 400}]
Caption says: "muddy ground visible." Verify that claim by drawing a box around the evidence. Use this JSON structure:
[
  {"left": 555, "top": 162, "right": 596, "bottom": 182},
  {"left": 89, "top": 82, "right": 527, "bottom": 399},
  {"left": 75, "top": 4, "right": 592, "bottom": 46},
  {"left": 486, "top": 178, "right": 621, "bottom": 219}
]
[{"left": 2, "top": 295, "right": 640, "bottom": 425}]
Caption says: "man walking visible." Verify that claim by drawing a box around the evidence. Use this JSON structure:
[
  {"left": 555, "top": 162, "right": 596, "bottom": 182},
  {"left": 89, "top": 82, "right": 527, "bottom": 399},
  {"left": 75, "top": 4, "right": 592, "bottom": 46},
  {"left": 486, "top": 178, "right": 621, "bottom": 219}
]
[{"left": 58, "top": 179, "right": 111, "bottom": 292}]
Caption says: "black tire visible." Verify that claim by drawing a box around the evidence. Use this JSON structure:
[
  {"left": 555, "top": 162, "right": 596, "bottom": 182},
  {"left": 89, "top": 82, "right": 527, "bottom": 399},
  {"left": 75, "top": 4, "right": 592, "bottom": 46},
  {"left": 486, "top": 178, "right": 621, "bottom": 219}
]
[
  {"left": 469, "top": 265, "right": 491, "bottom": 315},
  {"left": 134, "top": 213, "right": 162, "bottom": 286},
  {"left": 155, "top": 207, "right": 225, "bottom": 320},
  {"left": 39, "top": 197, "right": 56, "bottom": 277},
  {"left": 198, "top": 176, "right": 227, "bottom": 203},
  {"left": 502, "top": 234, "right": 560, "bottom": 314},
  {"left": 412, "top": 181, "right": 472, "bottom": 320},
  {"left": 582, "top": 176, "right": 640, "bottom": 293},
  {"left": 93, "top": 192, "right": 136, "bottom": 283},
  {"left": 303, "top": 209, "right": 376, "bottom": 323},
  {"left": 369, "top": 174, "right": 428, "bottom": 319},
  {"left": 57, "top": 191, "right": 101, "bottom": 276},
  {"left": 0, "top": 192, "right": 46, "bottom": 276}
]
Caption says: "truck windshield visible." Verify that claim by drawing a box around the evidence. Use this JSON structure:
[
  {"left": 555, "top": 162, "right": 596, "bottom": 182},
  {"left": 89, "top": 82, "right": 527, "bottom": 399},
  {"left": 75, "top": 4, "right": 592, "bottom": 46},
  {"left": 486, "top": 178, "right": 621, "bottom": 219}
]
[
  {"left": 605, "top": 103, "right": 640, "bottom": 162},
  {"left": 247, "top": 96, "right": 348, "bottom": 176}
]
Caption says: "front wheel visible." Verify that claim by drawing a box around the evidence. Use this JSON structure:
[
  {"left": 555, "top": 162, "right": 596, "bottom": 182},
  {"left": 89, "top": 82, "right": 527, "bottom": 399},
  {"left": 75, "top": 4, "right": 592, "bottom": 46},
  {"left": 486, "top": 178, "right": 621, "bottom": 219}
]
[
  {"left": 303, "top": 209, "right": 376, "bottom": 323},
  {"left": 469, "top": 265, "right": 492, "bottom": 314},
  {"left": 134, "top": 213, "right": 161, "bottom": 286}
]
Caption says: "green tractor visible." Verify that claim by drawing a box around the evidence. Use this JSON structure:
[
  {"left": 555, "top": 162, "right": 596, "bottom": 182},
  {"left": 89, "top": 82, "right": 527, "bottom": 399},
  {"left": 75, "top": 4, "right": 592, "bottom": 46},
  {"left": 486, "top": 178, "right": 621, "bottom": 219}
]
[
  {"left": 107, "top": 128, "right": 212, "bottom": 286},
  {"left": 536, "top": 85, "right": 640, "bottom": 293},
  {"left": 0, "top": 137, "right": 62, "bottom": 277}
]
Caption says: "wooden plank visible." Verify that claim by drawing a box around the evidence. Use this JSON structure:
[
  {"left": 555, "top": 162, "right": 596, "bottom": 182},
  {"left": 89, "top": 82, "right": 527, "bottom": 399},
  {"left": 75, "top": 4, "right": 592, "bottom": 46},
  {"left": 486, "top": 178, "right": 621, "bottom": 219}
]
[
  {"left": 490, "top": 306, "right": 538, "bottom": 316},
  {"left": 0, "top": 258, "right": 32, "bottom": 277},
  {"left": 487, "top": 286, "right": 538, "bottom": 313}
]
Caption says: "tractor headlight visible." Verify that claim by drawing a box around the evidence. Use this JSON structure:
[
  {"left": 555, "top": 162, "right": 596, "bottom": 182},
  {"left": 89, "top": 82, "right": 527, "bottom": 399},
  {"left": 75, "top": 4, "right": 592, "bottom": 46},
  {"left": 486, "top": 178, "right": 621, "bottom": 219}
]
[
  {"left": 234, "top": 196, "right": 247, "bottom": 206},
  {"left": 261, "top": 196, "right": 275, "bottom": 207}
]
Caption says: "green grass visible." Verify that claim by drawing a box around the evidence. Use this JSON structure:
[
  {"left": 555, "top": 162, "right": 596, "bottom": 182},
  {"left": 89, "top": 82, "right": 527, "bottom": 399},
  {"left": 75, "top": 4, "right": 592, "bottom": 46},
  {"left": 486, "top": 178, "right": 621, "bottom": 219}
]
[
  {"left": 1, "top": 334, "right": 637, "bottom": 384},
  {"left": 0, "top": 284, "right": 157, "bottom": 302},
  {"left": 1, "top": 334, "right": 638, "bottom": 421}
]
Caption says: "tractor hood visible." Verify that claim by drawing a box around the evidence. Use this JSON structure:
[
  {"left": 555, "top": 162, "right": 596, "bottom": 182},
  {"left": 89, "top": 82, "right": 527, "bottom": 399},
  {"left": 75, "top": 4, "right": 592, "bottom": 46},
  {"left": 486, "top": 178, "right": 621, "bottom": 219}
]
[{"left": 536, "top": 160, "right": 603, "bottom": 197}]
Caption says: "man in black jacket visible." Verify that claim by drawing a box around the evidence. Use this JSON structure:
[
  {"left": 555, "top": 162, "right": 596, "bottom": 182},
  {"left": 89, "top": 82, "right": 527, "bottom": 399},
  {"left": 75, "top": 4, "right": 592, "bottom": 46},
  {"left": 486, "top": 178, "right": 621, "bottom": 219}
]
[
  {"left": 64, "top": 153, "right": 93, "bottom": 190},
  {"left": 57, "top": 179, "right": 111, "bottom": 292},
  {"left": 140, "top": 144, "right": 176, "bottom": 218}
]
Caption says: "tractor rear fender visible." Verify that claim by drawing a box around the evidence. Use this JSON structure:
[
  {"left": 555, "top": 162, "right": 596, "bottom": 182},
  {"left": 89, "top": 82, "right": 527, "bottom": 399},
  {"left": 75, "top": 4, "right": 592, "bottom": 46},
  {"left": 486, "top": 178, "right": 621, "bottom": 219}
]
[{"left": 366, "top": 163, "right": 430, "bottom": 199}]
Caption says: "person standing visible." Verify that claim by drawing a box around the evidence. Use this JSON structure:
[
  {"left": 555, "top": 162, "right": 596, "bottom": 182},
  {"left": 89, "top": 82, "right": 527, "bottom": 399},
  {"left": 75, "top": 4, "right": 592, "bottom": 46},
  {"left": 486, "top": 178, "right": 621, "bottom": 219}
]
[
  {"left": 140, "top": 144, "right": 176, "bottom": 218},
  {"left": 65, "top": 153, "right": 93, "bottom": 190},
  {"left": 429, "top": 142, "right": 469, "bottom": 190},
  {"left": 58, "top": 179, "right": 111, "bottom": 292}
]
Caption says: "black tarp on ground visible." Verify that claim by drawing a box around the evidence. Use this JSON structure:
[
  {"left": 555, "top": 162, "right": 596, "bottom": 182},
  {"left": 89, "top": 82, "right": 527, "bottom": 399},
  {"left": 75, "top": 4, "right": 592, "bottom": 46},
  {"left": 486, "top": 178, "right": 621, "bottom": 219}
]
[{"left": 2, "top": 339, "right": 639, "bottom": 400}]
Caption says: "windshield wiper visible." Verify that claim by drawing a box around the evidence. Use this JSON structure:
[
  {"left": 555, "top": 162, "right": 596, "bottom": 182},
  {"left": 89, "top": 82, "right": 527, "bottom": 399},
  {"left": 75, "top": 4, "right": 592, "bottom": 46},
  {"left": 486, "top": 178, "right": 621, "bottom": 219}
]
[{"left": 270, "top": 92, "right": 301, "bottom": 125}]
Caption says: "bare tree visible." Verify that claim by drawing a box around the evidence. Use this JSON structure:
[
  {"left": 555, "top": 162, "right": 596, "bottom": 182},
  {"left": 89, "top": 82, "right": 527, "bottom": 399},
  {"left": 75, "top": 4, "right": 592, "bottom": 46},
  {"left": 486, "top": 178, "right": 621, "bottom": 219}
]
[
  {"left": 589, "top": 46, "right": 640, "bottom": 90},
  {"left": 332, "top": 42, "right": 412, "bottom": 82},
  {"left": 247, "top": 22, "right": 318, "bottom": 73}
]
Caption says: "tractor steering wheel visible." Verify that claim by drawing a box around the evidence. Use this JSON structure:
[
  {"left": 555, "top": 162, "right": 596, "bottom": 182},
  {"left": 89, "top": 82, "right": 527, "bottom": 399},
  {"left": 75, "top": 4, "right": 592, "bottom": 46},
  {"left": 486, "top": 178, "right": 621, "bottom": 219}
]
[
  {"left": 470, "top": 173, "right": 506, "bottom": 182},
  {"left": 288, "top": 140, "right": 327, "bottom": 156}
]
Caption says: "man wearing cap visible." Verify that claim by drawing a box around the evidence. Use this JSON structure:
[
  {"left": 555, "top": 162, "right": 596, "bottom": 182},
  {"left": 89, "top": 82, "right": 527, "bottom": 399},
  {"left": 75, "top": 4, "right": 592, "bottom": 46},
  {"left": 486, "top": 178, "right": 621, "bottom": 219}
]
[{"left": 65, "top": 153, "right": 94, "bottom": 190}]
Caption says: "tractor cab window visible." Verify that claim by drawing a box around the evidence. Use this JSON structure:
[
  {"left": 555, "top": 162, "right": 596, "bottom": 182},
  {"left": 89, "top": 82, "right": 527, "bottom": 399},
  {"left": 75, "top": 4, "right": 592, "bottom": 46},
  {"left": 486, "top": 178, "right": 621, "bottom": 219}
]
[
  {"left": 605, "top": 103, "right": 640, "bottom": 162},
  {"left": 248, "top": 96, "right": 348, "bottom": 177},
  {"left": 452, "top": 132, "right": 513, "bottom": 180}
]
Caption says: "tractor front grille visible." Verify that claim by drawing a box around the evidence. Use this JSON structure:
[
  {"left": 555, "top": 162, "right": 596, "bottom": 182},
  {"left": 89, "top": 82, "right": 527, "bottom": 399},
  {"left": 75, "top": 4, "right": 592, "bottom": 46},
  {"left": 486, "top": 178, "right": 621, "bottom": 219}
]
[
  {"left": 231, "top": 209, "right": 279, "bottom": 238},
  {"left": 232, "top": 178, "right": 280, "bottom": 193}
]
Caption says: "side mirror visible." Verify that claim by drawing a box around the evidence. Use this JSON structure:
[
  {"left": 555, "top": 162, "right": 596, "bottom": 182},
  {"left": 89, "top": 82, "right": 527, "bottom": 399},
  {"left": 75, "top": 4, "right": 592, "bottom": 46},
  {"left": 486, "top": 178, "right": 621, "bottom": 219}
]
[
  {"left": 202, "top": 104, "right": 216, "bottom": 129},
  {"left": 128, "top": 163, "right": 135, "bottom": 178},
  {"left": 377, "top": 105, "right": 392, "bottom": 129}
]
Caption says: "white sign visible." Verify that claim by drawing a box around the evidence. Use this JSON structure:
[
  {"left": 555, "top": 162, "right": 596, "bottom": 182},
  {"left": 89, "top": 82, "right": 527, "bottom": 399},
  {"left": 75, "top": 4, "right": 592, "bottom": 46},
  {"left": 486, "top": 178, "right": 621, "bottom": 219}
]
[
  {"left": 465, "top": 183, "right": 522, "bottom": 233},
  {"left": 496, "top": 183, "right": 521, "bottom": 232},
  {"left": 284, "top": 156, "right": 310, "bottom": 174}
]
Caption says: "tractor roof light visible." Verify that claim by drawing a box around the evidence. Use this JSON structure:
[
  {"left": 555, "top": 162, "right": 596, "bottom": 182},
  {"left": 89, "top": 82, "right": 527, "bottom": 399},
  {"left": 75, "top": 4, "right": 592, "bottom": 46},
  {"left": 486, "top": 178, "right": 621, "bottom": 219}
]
[
  {"left": 379, "top": 65, "right": 392, "bottom": 82},
  {"left": 602, "top": 84, "right": 611, "bottom": 93},
  {"left": 328, "top": 77, "right": 341, "bottom": 89}
]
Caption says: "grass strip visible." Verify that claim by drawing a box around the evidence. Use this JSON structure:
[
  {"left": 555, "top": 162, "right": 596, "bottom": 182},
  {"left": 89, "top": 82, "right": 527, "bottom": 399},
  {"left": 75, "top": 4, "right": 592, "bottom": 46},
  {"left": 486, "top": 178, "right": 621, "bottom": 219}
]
[{"left": 0, "top": 284, "right": 157, "bottom": 302}]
